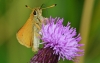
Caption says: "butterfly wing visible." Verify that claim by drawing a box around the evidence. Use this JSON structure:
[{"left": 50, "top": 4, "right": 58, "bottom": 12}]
[
  {"left": 16, "top": 17, "right": 40, "bottom": 52},
  {"left": 16, "top": 18, "right": 33, "bottom": 48}
]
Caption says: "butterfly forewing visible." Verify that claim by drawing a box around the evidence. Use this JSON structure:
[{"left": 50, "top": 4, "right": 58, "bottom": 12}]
[{"left": 16, "top": 17, "right": 34, "bottom": 48}]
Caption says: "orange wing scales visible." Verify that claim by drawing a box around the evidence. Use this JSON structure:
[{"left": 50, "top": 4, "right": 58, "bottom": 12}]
[{"left": 16, "top": 18, "right": 33, "bottom": 48}]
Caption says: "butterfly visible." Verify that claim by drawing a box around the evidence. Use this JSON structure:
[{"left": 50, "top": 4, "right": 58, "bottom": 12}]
[{"left": 16, "top": 4, "right": 56, "bottom": 52}]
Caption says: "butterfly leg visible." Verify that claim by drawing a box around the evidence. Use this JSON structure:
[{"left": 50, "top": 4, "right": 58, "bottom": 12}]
[{"left": 34, "top": 23, "right": 41, "bottom": 30}]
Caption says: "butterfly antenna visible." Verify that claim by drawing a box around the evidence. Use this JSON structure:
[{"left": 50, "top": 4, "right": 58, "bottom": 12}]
[
  {"left": 42, "top": 4, "right": 57, "bottom": 9},
  {"left": 25, "top": 5, "right": 33, "bottom": 10}
]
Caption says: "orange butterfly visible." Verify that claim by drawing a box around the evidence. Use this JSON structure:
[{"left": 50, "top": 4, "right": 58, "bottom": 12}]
[{"left": 16, "top": 4, "right": 56, "bottom": 52}]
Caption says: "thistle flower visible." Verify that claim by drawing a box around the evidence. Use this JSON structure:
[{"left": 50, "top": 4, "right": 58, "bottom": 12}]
[{"left": 30, "top": 17, "right": 84, "bottom": 63}]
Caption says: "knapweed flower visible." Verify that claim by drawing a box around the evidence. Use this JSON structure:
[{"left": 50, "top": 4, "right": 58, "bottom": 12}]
[{"left": 30, "top": 17, "right": 84, "bottom": 63}]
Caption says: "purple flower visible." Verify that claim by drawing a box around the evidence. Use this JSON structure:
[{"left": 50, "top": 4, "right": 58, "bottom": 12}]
[{"left": 30, "top": 17, "right": 84, "bottom": 63}]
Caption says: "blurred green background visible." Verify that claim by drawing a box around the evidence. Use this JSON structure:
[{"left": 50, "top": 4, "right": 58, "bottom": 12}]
[{"left": 0, "top": 0, "right": 100, "bottom": 63}]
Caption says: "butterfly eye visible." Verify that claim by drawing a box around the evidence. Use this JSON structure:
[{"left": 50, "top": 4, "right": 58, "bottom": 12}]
[{"left": 33, "top": 10, "right": 36, "bottom": 15}]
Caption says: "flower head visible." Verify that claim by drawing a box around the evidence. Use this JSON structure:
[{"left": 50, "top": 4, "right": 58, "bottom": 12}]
[
  {"left": 40, "top": 17, "right": 84, "bottom": 60},
  {"left": 30, "top": 17, "right": 84, "bottom": 63}
]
